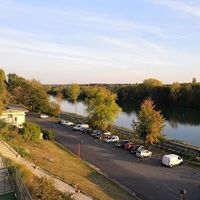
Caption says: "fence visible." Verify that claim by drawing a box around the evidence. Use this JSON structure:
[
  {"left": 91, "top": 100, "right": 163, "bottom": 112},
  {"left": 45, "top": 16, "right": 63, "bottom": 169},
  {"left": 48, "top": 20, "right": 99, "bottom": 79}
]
[{"left": 1, "top": 157, "right": 32, "bottom": 200}]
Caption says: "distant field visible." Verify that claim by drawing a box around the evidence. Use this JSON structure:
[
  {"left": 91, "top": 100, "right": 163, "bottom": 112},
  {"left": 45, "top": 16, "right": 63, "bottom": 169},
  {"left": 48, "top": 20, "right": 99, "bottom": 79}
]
[{"left": 9, "top": 138, "right": 137, "bottom": 200}]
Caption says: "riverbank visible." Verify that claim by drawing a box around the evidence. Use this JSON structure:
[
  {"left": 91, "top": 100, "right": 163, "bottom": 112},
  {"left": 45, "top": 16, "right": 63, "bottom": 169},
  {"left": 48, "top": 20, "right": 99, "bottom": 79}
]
[
  {"left": 49, "top": 95, "right": 200, "bottom": 147},
  {"left": 60, "top": 111, "right": 200, "bottom": 164}
]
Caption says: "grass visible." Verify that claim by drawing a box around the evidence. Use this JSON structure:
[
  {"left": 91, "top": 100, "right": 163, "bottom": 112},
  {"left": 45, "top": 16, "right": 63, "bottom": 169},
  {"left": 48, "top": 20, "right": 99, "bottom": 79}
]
[{"left": 8, "top": 137, "right": 138, "bottom": 200}]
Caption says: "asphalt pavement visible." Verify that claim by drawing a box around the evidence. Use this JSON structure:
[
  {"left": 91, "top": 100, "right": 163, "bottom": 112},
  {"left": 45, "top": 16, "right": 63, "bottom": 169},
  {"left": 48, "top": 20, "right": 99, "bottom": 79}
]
[{"left": 28, "top": 113, "right": 200, "bottom": 200}]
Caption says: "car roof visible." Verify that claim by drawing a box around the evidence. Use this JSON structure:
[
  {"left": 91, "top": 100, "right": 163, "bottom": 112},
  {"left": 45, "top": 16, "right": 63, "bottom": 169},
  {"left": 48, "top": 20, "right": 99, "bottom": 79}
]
[{"left": 163, "top": 154, "right": 179, "bottom": 158}]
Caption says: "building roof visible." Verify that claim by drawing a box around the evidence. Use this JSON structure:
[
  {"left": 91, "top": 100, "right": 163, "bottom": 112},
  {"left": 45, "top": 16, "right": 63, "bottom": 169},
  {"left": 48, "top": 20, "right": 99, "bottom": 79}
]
[{"left": 6, "top": 105, "right": 29, "bottom": 112}]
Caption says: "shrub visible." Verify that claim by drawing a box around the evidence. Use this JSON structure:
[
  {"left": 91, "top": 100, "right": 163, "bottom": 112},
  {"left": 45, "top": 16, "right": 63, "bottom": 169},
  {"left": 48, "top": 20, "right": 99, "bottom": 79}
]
[
  {"left": 16, "top": 147, "right": 30, "bottom": 157},
  {"left": 0, "top": 122, "right": 19, "bottom": 141},
  {"left": 33, "top": 177, "right": 72, "bottom": 200},
  {"left": 43, "top": 129, "right": 55, "bottom": 140},
  {"left": 22, "top": 121, "right": 41, "bottom": 141}
]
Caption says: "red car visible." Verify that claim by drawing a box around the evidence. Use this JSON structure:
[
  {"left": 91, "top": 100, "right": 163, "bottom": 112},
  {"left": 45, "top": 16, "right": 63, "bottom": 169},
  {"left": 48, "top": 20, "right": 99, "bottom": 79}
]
[{"left": 124, "top": 142, "right": 134, "bottom": 150}]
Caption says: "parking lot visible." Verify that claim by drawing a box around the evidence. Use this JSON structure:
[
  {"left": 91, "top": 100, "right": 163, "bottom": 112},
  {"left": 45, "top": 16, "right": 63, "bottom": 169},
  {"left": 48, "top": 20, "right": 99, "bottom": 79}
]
[{"left": 28, "top": 113, "right": 200, "bottom": 200}]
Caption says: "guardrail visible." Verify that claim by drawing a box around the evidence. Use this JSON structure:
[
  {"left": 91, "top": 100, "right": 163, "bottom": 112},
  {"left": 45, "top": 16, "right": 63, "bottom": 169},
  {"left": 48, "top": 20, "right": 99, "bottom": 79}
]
[{"left": 60, "top": 111, "right": 200, "bottom": 159}]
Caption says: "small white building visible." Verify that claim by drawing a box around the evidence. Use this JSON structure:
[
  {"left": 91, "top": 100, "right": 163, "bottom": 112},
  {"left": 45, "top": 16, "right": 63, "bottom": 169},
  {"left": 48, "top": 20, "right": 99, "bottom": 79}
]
[{"left": 0, "top": 105, "right": 29, "bottom": 128}]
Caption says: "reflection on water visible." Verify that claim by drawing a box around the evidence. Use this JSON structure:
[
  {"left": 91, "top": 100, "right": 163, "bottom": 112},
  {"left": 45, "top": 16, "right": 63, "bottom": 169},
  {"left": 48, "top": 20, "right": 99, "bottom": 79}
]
[{"left": 50, "top": 96, "right": 200, "bottom": 147}]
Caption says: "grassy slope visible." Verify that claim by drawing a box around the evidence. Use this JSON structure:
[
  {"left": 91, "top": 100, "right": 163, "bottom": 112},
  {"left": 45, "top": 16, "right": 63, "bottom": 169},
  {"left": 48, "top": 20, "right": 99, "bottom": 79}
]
[{"left": 9, "top": 137, "right": 137, "bottom": 200}]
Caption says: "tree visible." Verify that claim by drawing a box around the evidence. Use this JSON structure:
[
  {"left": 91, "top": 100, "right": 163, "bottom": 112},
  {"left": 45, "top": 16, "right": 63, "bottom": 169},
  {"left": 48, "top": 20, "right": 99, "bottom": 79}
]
[
  {"left": 8, "top": 74, "right": 53, "bottom": 113},
  {"left": 22, "top": 121, "right": 41, "bottom": 141},
  {"left": 68, "top": 83, "right": 80, "bottom": 114},
  {"left": 55, "top": 91, "right": 63, "bottom": 118},
  {"left": 55, "top": 91, "right": 63, "bottom": 104},
  {"left": 134, "top": 98, "right": 165, "bottom": 144},
  {"left": 86, "top": 87, "right": 122, "bottom": 130},
  {"left": 170, "top": 82, "right": 181, "bottom": 103},
  {"left": 48, "top": 102, "right": 60, "bottom": 117},
  {"left": 0, "top": 69, "right": 8, "bottom": 113},
  {"left": 192, "top": 77, "right": 197, "bottom": 84},
  {"left": 143, "top": 78, "right": 163, "bottom": 88}
]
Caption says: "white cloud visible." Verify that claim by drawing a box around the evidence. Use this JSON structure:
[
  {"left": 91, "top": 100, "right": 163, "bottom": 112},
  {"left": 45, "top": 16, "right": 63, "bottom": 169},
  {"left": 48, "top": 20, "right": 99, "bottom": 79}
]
[{"left": 152, "top": 0, "right": 200, "bottom": 17}]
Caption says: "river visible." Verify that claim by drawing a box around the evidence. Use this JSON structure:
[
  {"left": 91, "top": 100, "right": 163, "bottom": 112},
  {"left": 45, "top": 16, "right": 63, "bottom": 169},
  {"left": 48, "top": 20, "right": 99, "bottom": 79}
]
[{"left": 50, "top": 96, "right": 200, "bottom": 147}]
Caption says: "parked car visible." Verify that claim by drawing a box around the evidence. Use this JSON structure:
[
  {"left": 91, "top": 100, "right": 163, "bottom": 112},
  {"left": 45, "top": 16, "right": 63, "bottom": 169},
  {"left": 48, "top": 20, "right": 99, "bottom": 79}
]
[
  {"left": 91, "top": 130, "right": 101, "bottom": 137},
  {"left": 105, "top": 135, "right": 119, "bottom": 143},
  {"left": 102, "top": 132, "right": 111, "bottom": 136},
  {"left": 130, "top": 145, "right": 144, "bottom": 154},
  {"left": 58, "top": 120, "right": 73, "bottom": 126},
  {"left": 58, "top": 120, "right": 65, "bottom": 124},
  {"left": 95, "top": 132, "right": 103, "bottom": 139},
  {"left": 136, "top": 149, "right": 152, "bottom": 158},
  {"left": 124, "top": 142, "right": 134, "bottom": 150},
  {"left": 162, "top": 154, "right": 183, "bottom": 167},
  {"left": 40, "top": 114, "right": 49, "bottom": 119},
  {"left": 64, "top": 121, "right": 74, "bottom": 126},
  {"left": 73, "top": 124, "right": 89, "bottom": 131},
  {"left": 82, "top": 128, "right": 93, "bottom": 134},
  {"left": 115, "top": 140, "right": 130, "bottom": 148}
]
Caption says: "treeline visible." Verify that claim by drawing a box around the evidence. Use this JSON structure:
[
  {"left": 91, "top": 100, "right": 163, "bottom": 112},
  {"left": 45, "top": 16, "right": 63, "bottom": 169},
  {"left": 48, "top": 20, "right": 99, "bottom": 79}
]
[
  {"left": 46, "top": 78, "right": 200, "bottom": 109},
  {"left": 0, "top": 69, "right": 60, "bottom": 116}
]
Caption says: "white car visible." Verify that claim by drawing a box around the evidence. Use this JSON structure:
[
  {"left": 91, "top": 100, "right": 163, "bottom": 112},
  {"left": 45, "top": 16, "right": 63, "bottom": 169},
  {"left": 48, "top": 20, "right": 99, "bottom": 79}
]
[
  {"left": 40, "top": 114, "right": 49, "bottom": 119},
  {"left": 162, "top": 154, "right": 183, "bottom": 167},
  {"left": 102, "top": 132, "right": 111, "bottom": 136},
  {"left": 73, "top": 124, "right": 89, "bottom": 131},
  {"left": 62, "top": 121, "right": 74, "bottom": 126},
  {"left": 136, "top": 149, "right": 152, "bottom": 158},
  {"left": 105, "top": 135, "right": 119, "bottom": 143}
]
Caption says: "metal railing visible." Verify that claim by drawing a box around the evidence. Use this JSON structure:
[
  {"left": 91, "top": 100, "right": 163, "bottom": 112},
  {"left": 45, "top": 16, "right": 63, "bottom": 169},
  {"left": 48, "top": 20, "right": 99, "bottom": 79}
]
[
  {"left": 1, "top": 157, "right": 32, "bottom": 200},
  {"left": 8, "top": 166, "right": 32, "bottom": 200},
  {"left": 0, "top": 168, "right": 13, "bottom": 194}
]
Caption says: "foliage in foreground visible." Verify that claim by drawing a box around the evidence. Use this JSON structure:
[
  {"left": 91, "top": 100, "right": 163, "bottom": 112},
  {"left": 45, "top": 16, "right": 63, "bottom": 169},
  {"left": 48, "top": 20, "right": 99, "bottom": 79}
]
[
  {"left": 86, "top": 87, "right": 122, "bottom": 130},
  {"left": 43, "top": 129, "right": 55, "bottom": 140},
  {"left": 22, "top": 121, "right": 41, "bottom": 141},
  {"left": 133, "top": 98, "right": 165, "bottom": 144},
  {"left": 15, "top": 164, "right": 72, "bottom": 200}
]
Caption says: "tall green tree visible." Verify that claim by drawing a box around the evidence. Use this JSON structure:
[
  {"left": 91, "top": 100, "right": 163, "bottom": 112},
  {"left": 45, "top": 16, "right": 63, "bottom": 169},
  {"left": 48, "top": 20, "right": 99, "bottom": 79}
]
[
  {"left": 134, "top": 98, "right": 165, "bottom": 144},
  {"left": 8, "top": 74, "right": 59, "bottom": 115},
  {"left": 86, "top": 87, "right": 122, "bottom": 130},
  {"left": 0, "top": 69, "right": 8, "bottom": 113},
  {"left": 170, "top": 82, "right": 181, "bottom": 103},
  {"left": 143, "top": 78, "right": 163, "bottom": 88},
  {"left": 68, "top": 83, "right": 80, "bottom": 114},
  {"left": 55, "top": 91, "right": 63, "bottom": 118}
]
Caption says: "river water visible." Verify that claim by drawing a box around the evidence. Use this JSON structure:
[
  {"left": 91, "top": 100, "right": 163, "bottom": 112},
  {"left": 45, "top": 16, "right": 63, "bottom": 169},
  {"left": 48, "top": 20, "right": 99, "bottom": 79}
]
[{"left": 50, "top": 96, "right": 200, "bottom": 147}]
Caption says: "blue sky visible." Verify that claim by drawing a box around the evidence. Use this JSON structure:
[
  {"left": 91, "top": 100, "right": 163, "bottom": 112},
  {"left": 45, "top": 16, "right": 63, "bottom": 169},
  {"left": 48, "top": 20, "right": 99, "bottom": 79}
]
[{"left": 0, "top": 0, "right": 200, "bottom": 84}]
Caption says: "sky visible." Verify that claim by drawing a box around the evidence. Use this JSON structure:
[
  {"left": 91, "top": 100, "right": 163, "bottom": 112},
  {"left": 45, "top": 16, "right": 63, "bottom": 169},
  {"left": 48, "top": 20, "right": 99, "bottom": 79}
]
[{"left": 0, "top": 0, "right": 200, "bottom": 84}]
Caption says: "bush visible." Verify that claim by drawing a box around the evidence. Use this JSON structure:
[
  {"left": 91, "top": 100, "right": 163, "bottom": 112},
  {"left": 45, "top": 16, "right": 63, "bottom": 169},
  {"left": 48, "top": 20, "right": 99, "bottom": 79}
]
[
  {"left": 16, "top": 147, "right": 30, "bottom": 157},
  {"left": 33, "top": 177, "right": 72, "bottom": 200},
  {"left": 47, "top": 102, "right": 60, "bottom": 117},
  {"left": 22, "top": 121, "right": 41, "bottom": 141},
  {"left": 43, "top": 129, "right": 55, "bottom": 140},
  {"left": 0, "top": 122, "right": 19, "bottom": 141}
]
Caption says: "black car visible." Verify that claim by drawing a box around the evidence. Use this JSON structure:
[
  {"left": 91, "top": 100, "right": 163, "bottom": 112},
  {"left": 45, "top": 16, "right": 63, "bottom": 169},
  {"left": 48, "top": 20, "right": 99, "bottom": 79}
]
[
  {"left": 115, "top": 140, "right": 130, "bottom": 148},
  {"left": 130, "top": 145, "right": 144, "bottom": 154},
  {"left": 91, "top": 130, "right": 101, "bottom": 137},
  {"left": 82, "top": 128, "right": 93, "bottom": 134},
  {"left": 95, "top": 132, "right": 103, "bottom": 139}
]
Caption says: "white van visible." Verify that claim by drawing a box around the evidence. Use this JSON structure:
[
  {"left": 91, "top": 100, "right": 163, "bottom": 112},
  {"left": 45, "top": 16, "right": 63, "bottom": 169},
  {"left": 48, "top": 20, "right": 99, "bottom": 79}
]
[
  {"left": 73, "top": 124, "right": 89, "bottom": 131},
  {"left": 162, "top": 154, "right": 183, "bottom": 167}
]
